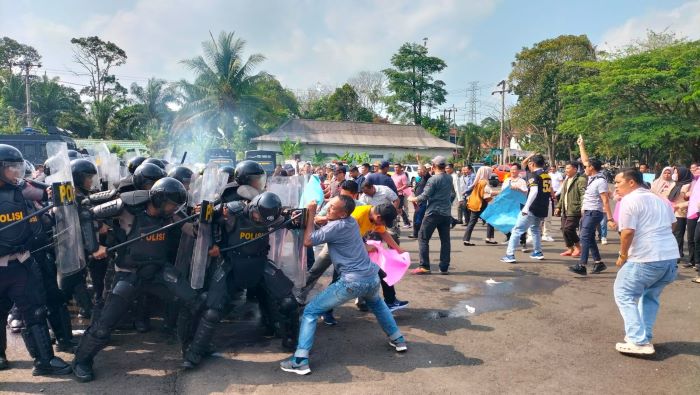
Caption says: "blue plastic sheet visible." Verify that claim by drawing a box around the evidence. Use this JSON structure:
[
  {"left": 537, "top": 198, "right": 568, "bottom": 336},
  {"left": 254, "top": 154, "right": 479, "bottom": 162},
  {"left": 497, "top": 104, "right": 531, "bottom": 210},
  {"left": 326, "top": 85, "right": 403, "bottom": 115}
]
[
  {"left": 299, "top": 174, "right": 325, "bottom": 208},
  {"left": 480, "top": 187, "right": 527, "bottom": 234}
]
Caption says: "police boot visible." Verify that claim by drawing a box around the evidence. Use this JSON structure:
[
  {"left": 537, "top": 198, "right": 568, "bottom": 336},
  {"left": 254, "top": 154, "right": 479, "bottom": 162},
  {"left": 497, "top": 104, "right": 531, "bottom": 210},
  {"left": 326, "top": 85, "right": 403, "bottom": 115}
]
[
  {"left": 0, "top": 325, "right": 9, "bottom": 370},
  {"left": 183, "top": 309, "right": 220, "bottom": 369},
  {"left": 53, "top": 305, "right": 77, "bottom": 353},
  {"left": 21, "top": 324, "right": 72, "bottom": 376},
  {"left": 72, "top": 328, "right": 109, "bottom": 383},
  {"left": 8, "top": 308, "right": 24, "bottom": 334}
]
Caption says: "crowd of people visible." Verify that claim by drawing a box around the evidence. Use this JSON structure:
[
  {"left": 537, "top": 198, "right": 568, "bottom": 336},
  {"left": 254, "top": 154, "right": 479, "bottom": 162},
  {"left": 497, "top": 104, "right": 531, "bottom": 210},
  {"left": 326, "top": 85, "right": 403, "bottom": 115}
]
[{"left": 1, "top": 137, "right": 697, "bottom": 385}]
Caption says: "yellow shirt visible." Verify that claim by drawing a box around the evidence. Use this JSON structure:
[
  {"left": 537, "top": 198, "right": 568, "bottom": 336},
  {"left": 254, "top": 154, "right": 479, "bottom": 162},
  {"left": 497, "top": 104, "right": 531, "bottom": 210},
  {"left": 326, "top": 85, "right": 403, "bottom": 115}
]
[{"left": 351, "top": 205, "right": 386, "bottom": 236}]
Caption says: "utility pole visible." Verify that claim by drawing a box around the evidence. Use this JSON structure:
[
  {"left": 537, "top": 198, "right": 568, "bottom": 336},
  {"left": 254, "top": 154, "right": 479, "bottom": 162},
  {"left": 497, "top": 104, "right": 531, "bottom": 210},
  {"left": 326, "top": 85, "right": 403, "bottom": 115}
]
[
  {"left": 491, "top": 80, "right": 510, "bottom": 165},
  {"left": 11, "top": 61, "right": 42, "bottom": 128},
  {"left": 467, "top": 81, "right": 480, "bottom": 124}
]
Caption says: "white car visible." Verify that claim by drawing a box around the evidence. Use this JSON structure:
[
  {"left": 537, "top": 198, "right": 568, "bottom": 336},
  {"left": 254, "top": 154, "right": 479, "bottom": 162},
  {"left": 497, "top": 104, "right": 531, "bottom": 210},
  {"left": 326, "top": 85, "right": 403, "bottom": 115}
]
[{"left": 403, "top": 164, "right": 420, "bottom": 186}]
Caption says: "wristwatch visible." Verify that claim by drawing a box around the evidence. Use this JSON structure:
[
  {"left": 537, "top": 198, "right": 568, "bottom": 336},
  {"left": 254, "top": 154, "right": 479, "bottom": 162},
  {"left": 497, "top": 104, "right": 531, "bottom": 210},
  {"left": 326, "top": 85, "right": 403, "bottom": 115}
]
[{"left": 618, "top": 252, "right": 628, "bottom": 259}]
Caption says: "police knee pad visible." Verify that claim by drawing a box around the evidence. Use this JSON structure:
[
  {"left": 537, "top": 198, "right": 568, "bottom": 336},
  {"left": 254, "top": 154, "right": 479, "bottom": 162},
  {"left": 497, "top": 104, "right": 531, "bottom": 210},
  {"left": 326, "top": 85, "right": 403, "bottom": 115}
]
[
  {"left": 25, "top": 306, "right": 47, "bottom": 325},
  {"left": 111, "top": 280, "right": 137, "bottom": 300},
  {"left": 202, "top": 309, "right": 221, "bottom": 324},
  {"left": 278, "top": 297, "right": 299, "bottom": 314},
  {"left": 92, "top": 325, "right": 111, "bottom": 340}
]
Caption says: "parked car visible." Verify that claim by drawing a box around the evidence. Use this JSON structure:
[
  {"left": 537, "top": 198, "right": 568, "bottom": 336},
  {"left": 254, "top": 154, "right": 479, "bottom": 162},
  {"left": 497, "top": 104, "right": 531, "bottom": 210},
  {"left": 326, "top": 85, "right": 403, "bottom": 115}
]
[{"left": 404, "top": 164, "right": 420, "bottom": 186}]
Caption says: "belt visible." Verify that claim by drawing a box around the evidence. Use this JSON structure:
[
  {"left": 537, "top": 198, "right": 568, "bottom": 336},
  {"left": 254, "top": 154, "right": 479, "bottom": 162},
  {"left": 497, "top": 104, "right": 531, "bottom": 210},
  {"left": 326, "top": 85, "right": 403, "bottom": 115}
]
[{"left": 0, "top": 251, "right": 30, "bottom": 267}]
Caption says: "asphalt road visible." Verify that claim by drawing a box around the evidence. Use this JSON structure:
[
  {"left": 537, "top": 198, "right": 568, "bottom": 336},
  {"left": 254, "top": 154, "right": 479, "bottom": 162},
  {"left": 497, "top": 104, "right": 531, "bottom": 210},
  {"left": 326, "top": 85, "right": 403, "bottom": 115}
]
[{"left": 2, "top": 218, "right": 699, "bottom": 394}]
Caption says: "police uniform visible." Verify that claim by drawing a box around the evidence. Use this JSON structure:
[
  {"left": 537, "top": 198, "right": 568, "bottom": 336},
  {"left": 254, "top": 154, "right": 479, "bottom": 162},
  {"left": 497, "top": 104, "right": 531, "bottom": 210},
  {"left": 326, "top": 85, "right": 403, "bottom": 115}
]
[
  {"left": 0, "top": 144, "right": 71, "bottom": 375},
  {"left": 72, "top": 178, "right": 197, "bottom": 382}
]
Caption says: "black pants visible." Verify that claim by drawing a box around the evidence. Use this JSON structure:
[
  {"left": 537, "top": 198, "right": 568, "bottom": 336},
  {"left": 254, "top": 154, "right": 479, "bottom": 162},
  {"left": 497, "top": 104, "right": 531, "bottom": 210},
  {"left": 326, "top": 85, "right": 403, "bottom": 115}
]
[
  {"left": 457, "top": 200, "right": 467, "bottom": 224},
  {"left": 59, "top": 268, "right": 93, "bottom": 314},
  {"left": 0, "top": 259, "right": 45, "bottom": 328},
  {"left": 688, "top": 218, "right": 698, "bottom": 265},
  {"left": 561, "top": 214, "right": 581, "bottom": 248},
  {"left": 462, "top": 207, "right": 494, "bottom": 241},
  {"left": 418, "top": 213, "right": 451, "bottom": 272},
  {"left": 88, "top": 258, "right": 108, "bottom": 303}
]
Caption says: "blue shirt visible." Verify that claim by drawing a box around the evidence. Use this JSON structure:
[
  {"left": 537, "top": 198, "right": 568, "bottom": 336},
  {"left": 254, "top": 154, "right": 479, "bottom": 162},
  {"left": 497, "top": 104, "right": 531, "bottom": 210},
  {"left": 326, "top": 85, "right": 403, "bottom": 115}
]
[
  {"left": 365, "top": 173, "right": 398, "bottom": 194},
  {"left": 310, "top": 217, "right": 378, "bottom": 282}
]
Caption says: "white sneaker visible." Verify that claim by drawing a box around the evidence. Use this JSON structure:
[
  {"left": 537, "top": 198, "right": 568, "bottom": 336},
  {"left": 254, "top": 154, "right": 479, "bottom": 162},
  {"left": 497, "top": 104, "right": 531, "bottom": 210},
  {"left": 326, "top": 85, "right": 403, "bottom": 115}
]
[
  {"left": 615, "top": 341, "right": 655, "bottom": 355},
  {"left": 601, "top": 238, "right": 608, "bottom": 245},
  {"left": 542, "top": 236, "right": 555, "bottom": 242}
]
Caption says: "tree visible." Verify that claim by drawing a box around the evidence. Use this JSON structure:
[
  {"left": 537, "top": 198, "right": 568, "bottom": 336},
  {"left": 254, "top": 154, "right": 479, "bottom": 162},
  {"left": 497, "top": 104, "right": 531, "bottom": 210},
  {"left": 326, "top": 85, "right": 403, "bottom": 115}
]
[
  {"left": 559, "top": 40, "right": 700, "bottom": 164},
  {"left": 279, "top": 137, "right": 302, "bottom": 159},
  {"left": 70, "top": 36, "right": 128, "bottom": 102},
  {"left": 509, "top": 34, "right": 597, "bottom": 162},
  {"left": 0, "top": 37, "right": 41, "bottom": 70},
  {"left": 31, "top": 75, "right": 84, "bottom": 129},
  {"left": 175, "top": 31, "right": 290, "bottom": 152},
  {"left": 347, "top": 71, "right": 387, "bottom": 114},
  {"left": 90, "top": 96, "right": 120, "bottom": 139},
  {"left": 420, "top": 116, "right": 450, "bottom": 139},
  {"left": 383, "top": 42, "right": 447, "bottom": 124},
  {"left": 130, "top": 78, "right": 177, "bottom": 129}
]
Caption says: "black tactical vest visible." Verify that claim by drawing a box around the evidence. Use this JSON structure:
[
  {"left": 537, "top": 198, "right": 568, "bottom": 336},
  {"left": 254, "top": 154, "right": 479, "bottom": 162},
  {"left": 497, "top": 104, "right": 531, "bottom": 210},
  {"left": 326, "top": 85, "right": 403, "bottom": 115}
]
[
  {"left": 0, "top": 185, "right": 39, "bottom": 256},
  {"left": 118, "top": 210, "right": 172, "bottom": 270},
  {"left": 225, "top": 212, "right": 270, "bottom": 257}
]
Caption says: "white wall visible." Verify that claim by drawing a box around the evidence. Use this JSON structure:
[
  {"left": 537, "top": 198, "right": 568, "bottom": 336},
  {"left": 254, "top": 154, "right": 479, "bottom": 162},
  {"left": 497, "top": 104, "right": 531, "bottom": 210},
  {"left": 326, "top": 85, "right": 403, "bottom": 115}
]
[{"left": 255, "top": 142, "right": 454, "bottom": 163}]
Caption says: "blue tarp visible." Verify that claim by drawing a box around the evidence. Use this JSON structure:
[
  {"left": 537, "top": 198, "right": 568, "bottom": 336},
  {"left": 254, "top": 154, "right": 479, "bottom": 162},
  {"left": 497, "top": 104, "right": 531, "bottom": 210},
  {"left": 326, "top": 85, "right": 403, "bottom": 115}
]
[
  {"left": 480, "top": 186, "right": 527, "bottom": 234},
  {"left": 299, "top": 175, "right": 325, "bottom": 208}
]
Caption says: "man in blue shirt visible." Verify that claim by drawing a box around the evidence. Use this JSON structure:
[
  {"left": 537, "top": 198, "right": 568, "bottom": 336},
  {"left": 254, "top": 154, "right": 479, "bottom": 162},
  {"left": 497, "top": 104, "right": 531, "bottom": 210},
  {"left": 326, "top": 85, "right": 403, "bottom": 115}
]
[
  {"left": 365, "top": 160, "right": 398, "bottom": 194},
  {"left": 280, "top": 195, "right": 407, "bottom": 375}
]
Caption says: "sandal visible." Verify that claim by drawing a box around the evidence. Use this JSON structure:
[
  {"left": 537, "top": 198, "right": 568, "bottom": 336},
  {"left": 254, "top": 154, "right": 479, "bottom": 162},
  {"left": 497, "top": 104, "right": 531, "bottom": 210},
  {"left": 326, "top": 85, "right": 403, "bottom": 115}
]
[{"left": 691, "top": 278, "right": 700, "bottom": 284}]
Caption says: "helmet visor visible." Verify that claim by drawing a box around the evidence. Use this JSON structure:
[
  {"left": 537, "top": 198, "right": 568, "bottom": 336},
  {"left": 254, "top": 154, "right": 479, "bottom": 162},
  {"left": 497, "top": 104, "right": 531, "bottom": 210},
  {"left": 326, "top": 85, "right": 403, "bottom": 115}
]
[{"left": 249, "top": 173, "right": 267, "bottom": 193}]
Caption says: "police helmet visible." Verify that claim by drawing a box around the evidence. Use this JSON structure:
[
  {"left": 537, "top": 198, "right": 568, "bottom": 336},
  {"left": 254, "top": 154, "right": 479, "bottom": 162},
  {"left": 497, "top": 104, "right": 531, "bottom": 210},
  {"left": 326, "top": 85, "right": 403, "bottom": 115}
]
[
  {"left": 70, "top": 159, "right": 98, "bottom": 193},
  {"left": 0, "top": 144, "right": 25, "bottom": 185},
  {"left": 67, "top": 150, "right": 80, "bottom": 160},
  {"left": 143, "top": 157, "right": 166, "bottom": 169},
  {"left": 167, "top": 166, "right": 194, "bottom": 188},
  {"left": 133, "top": 163, "right": 166, "bottom": 190},
  {"left": 234, "top": 160, "right": 266, "bottom": 191},
  {"left": 126, "top": 156, "right": 147, "bottom": 174},
  {"left": 247, "top": 192, "right": 282, "bottom": 226},
  {"left": 150, "top": 177, "right": 188, "bottom": 217},
  {"left": 24, "top": 160, "right": 35, "bottom": 178},
  {"left": 219, "top": 165, "right": 235, "bottom": 183}
]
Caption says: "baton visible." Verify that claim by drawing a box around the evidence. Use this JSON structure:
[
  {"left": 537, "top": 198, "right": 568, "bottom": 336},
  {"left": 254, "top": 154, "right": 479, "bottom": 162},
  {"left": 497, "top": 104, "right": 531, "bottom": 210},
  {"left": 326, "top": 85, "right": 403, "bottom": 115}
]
[
  {"left": 218, "top": 211, "right": 303, "bottom": 254},
  {"left": 0, "top": 204, "right": 53, "bottom": 234},
  {"left": 107, "top": 212, "right": 198, "bottom": 253},
  {"left": 180, "top": 151, "right": 188, "bottom": 165}
]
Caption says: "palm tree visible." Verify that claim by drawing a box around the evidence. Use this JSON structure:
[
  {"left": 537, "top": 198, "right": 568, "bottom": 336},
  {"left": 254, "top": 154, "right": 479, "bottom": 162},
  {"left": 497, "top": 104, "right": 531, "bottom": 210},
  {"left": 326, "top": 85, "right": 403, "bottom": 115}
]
[
  {"left": 90, "top": 96, "right": 120, "bottom": 139},
  {"left": 32, "top": 75, "right": 82, "bottom": 128},
  {"left": 130, "top": 77, "right": 177, "bottom": 129},
  {"left": 174, "top": 31, "right": 269, "bottom": 149}
]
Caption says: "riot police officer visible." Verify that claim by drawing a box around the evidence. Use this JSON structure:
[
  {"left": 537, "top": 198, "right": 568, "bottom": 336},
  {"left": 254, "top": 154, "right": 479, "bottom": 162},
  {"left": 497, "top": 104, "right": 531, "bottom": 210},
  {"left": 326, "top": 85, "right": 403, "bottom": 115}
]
[
  {"left": 181, "top": 191, "right": 301, "bottom": 369},
  {"left": 72, "top": 177, "right": 197, "bottom": 382},
  {"left": 220, "top": 160, "right": 267, "bottom": 203},
  {"left": 0, "top": 144, "right": 72, "bottom": 375},
  {"left": 116, "top": 156, "right": 147, "bottom": 193},
  {"left": 219, "top": 165, "right": 235, "bottom": 184},
  {"left": 168, "top": 166, "right": 194, "bottom": 190}
]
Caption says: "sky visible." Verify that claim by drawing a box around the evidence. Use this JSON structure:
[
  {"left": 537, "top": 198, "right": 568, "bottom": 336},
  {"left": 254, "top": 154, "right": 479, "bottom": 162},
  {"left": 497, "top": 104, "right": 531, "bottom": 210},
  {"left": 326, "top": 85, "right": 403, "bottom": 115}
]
[{"left": 2, "top": 0, "right": 700, "bottom": 124}]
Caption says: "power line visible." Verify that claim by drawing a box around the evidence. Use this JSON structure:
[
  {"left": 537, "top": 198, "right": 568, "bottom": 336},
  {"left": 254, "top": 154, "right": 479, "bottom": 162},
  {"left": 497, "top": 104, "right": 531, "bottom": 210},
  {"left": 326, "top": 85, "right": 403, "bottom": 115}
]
[
  {"left": 11, "top": 61, "right": 41, "bottom": 128},
  {"left": 467, "top": 81, "right": 480, "bottom": 124}
]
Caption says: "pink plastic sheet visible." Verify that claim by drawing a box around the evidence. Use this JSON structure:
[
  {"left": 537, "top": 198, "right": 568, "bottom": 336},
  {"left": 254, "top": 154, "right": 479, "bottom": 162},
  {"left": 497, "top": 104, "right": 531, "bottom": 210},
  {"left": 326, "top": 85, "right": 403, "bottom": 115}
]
[{"left": 366, "top": 240, "right": 410, "bottom": 286}]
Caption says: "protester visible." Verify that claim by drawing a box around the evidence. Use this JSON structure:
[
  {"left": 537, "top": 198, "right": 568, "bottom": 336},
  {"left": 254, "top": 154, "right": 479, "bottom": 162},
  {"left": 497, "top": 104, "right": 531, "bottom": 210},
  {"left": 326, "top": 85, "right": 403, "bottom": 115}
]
[
  {"left": 349, "top": 166, "right": 360, "bottom": 181},
  {"left": 446, "top": 163, "right": 460, "bottom": 227},
  {"left": 668, "top": 167, "right": 692, "bottom": 263},
  {"left": 650, "top": 167, "right": 674, "bottom": 197},
  {"left": 356, "top": 163, "right": 370, "bottom": 187},
  {"left": 366, "top": 160, "right": 398, "bottom": 194},
  {"left": 360, "top": 181, "right": 399, "bottom": 208},
  {"left": 542, "top": 166, "right": 563, "bottom": 242},
  {"left": 555, "top": 161, "right": 587, "bottom": 257},
  {"left": 408, "top": 156, "right": 453, "bottom": 274},
  {"left": 463, "top": 166, "right": 498, "bottom": 245},
  {"left": 500, "top": 154, "right": 550, "bottom": 263},
  {"left": 612, "top": 168, "right": 679, "bottom": 355},
  {"left": 687, "top": 166, "right": 700, "bottom": 274},
  {"left": 280, "top": 196, "right": 407, "bottom": 375},
  {"left": 568, "top": 136, "right": 614, "bottom": 275},
  {"left": 408, "top": 164, "right": 431, "bottom": 239},
  {"left": 501, "top": 164, "right": 529, "bottom": 250},
  {"left": 391, "top": 163, "right": 412, "bottom": 228}
]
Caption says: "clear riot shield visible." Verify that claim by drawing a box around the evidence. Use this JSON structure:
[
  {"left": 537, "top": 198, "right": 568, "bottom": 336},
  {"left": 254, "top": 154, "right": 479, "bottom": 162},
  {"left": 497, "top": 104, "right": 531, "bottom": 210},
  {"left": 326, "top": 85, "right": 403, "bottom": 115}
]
[
  {"left": 45, "top": 142, "right": 87, "bottom": 275},
  {"left": 190, "top": 163, "right": 219, "bottom": 289},
  {"left": 267, "top": 175, "right": 308, "bottom": 296}
]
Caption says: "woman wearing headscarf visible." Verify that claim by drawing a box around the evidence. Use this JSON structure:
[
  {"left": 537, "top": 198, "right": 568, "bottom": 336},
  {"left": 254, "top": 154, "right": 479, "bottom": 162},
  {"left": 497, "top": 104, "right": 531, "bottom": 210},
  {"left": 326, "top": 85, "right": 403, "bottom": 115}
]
[
  {"left": 651, "top": 166, "right": 674, "bottom": 197},
  {"left": 668, "top": 167, "right": 693, "bottom": 263},
  {"left": 462, "top": 166, "right": 499, "bottom": 245},
  {"left": 686, "top": 166, "right": 700, "bottom": 273}
]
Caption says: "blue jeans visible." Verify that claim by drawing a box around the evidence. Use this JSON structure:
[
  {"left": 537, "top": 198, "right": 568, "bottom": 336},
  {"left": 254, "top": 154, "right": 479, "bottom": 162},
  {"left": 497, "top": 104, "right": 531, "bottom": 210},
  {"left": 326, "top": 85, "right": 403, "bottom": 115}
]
[
  {"left": 506, "top": 213, "right": 544, "bottom": 256},
  {"left": 597, "top": 214, "right": 608, "bottom": 239},
  {"left": 579, "top": 210, "right": 604, "bottom": 265},
  {"left": 294, "top": 277, "right": 403, "bottom": 359},
  {"left": 613, "top": 259, "right": 677, "bottom": 345}
]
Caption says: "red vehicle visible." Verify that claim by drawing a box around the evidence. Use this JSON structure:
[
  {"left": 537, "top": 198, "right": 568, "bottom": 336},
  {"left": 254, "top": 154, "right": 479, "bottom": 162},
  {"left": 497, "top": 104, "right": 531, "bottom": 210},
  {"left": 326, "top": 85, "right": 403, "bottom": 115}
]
[{"left": 492, "top": 165, "right": 511, "bottom": 183}]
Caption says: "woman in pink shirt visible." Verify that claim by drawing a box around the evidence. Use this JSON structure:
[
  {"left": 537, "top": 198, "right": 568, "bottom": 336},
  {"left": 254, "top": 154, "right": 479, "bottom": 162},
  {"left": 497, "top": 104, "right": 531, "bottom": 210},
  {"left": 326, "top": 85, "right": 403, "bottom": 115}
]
[{"left": 392, "top": 163, "right": 411, "bottom": 227}]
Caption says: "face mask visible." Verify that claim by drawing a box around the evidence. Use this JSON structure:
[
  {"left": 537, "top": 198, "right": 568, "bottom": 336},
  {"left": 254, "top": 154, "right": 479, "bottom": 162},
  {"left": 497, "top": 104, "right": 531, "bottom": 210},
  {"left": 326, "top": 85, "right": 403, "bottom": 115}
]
[{"left": 672, "top": 174, "right": 678, "bottom": 181}]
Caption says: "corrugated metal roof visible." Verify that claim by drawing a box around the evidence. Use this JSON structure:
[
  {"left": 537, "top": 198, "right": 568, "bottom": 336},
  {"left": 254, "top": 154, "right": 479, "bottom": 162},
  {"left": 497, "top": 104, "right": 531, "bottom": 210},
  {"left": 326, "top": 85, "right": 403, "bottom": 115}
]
[
  {"left": 252, "top": 119, "right": 462, "bottom": 149},
  {"left": 75, "top": 139, "right": 149, "bottom": 151}
]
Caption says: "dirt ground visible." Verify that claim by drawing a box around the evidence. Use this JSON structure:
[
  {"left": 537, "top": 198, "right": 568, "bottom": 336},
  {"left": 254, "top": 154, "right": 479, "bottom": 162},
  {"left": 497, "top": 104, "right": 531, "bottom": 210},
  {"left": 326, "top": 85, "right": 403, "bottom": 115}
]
[{"left": 2, "top": 219, "right": 699, "bottom": 394}]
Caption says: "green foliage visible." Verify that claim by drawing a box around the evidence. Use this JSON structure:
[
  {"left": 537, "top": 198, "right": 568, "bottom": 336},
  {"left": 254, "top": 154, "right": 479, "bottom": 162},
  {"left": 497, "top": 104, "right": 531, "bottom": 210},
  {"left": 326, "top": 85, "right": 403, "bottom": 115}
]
[
  {"left": 383, "top": 42, "right": 447, "bottom": 124},
  {"left": 311, "top": 149, "right": 326, "bottom": 165},
  {"left": 300, "top": 83, "right": 374, "bottom": 122},
  {"left": 280, "top": 136, "right": 302, "bottom": 159},
  {"left": 509, "top": 35, "right": 597, "bottom": 162},
  {"left": 0, "top": 37, "right": 41, "bottom": 69},
  {"left": 559, "top": 40, "right": 700, "bottom": 164},
  {"left": 108, "top": 144, "right": 126, "bottom": 158},
  {"left": 420, "top": 116, "right": 450, "bottom": 139}
]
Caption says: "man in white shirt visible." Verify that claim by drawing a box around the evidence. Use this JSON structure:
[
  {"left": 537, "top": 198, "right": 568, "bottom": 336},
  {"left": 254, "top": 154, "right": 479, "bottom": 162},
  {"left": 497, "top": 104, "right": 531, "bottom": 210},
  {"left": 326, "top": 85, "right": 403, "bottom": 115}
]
[
  {"left": 612, "top": 168, "right": 679, "bottom": 356},
  {"left": 360, "top": 182, "right": 399, "bottom": 209}
]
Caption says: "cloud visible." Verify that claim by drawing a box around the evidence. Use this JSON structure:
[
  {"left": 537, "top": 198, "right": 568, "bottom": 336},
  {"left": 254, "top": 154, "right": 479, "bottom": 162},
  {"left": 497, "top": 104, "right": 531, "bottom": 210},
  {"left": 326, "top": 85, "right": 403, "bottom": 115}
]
[
  {"left": 598, "top": 0, "right": 700, "bottom": 51},
  {"left": 2, "top": 0, "right": 499, "bottom": 92}
]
